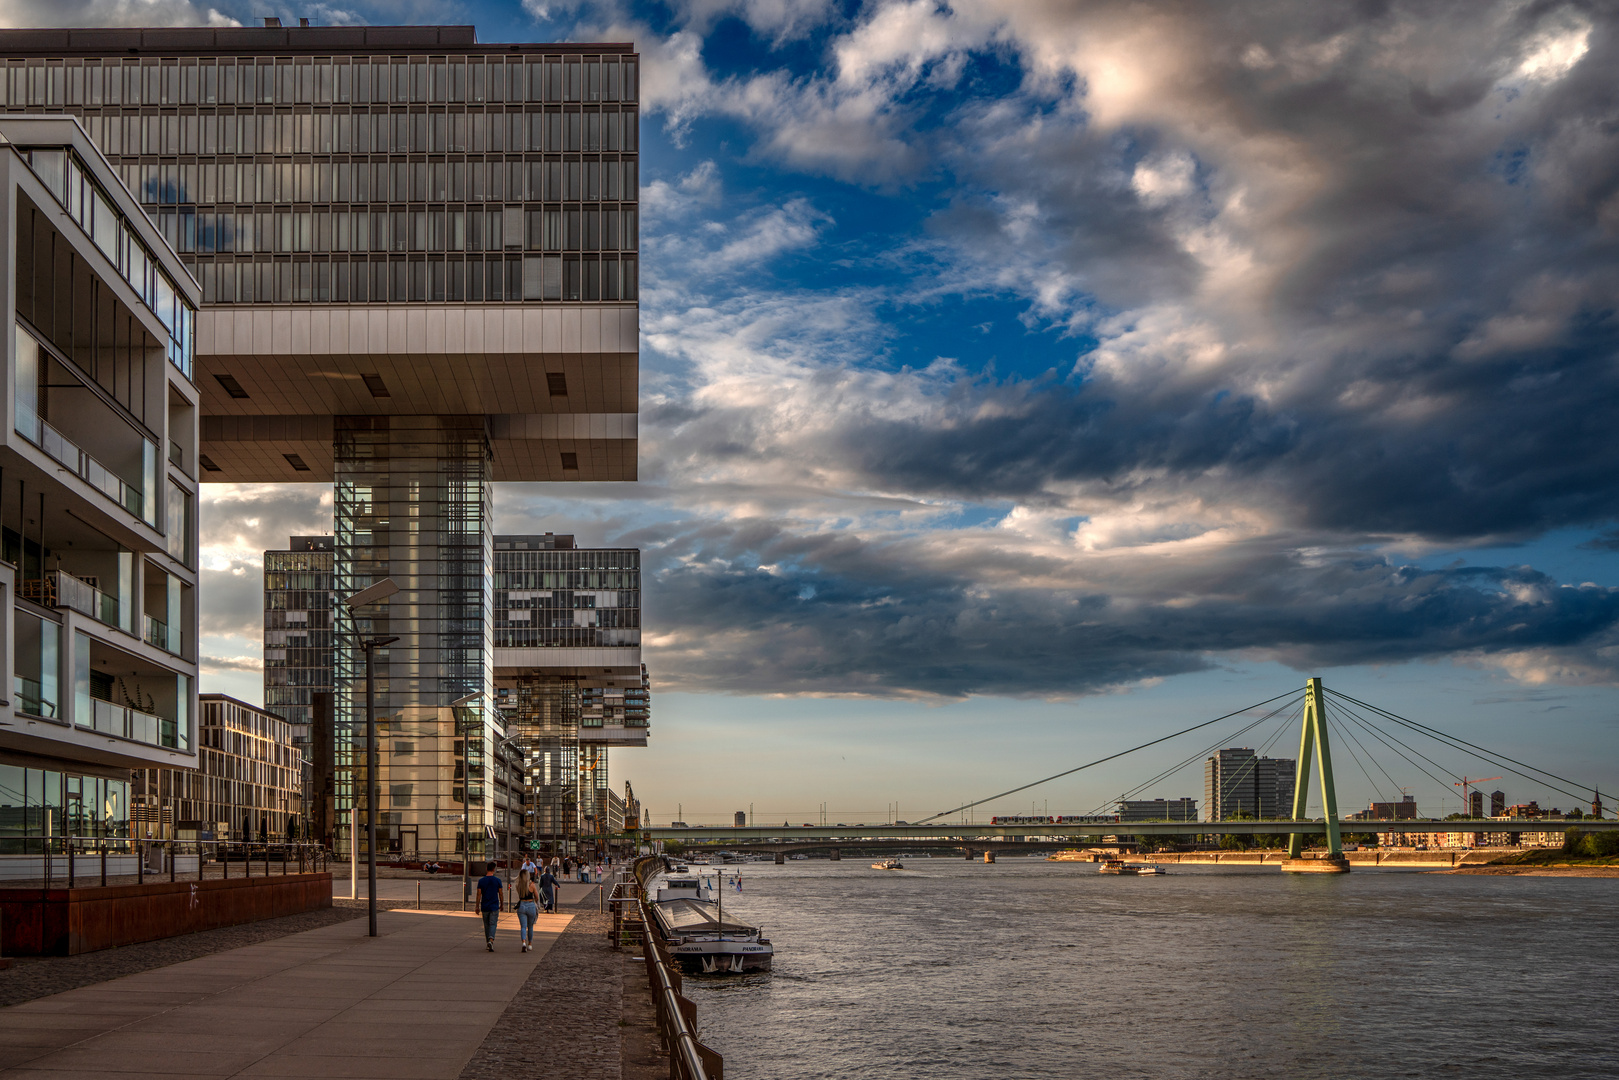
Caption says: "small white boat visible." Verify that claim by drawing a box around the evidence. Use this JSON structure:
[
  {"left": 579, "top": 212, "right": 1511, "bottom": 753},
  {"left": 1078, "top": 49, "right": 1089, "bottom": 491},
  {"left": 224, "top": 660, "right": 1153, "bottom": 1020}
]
[
  {"left": 1099, "top": 859, "right": 1165, "bottom": 875},
  {"left": 789, "top": 853, "right": 809, "bottom": 860},
  {"left": 872, "top": 858, "right": 904, "bottom": 870}
]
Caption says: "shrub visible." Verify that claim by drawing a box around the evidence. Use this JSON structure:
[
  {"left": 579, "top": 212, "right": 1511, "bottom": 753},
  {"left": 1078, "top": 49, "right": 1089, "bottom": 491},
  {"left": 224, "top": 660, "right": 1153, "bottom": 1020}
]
[{"left": 1579, "top": 831, "right": 1619, "bottom": 857}]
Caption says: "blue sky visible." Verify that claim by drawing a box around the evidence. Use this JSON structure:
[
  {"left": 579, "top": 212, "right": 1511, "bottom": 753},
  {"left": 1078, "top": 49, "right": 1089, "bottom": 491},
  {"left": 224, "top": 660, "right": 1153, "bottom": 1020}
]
[{"left": 18, "top": 0, "right": 1619, "bottom": 824}]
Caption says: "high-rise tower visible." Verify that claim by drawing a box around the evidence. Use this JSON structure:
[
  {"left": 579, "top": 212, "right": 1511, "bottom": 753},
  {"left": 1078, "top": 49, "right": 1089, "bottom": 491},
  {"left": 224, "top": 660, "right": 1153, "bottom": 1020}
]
[{"left": 3, "top": 24, "right": 640, "bottom": 860}]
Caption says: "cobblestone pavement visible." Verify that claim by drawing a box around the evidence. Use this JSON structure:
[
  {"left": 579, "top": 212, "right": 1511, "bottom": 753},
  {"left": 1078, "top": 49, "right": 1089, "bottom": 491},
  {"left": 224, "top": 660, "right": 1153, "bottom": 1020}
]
[
  {"left": 0, "top": 897, "right": 454, "bottom": 1008},
  {"left": 460, "top": 909, "right": 623, "bottom": 1080}
]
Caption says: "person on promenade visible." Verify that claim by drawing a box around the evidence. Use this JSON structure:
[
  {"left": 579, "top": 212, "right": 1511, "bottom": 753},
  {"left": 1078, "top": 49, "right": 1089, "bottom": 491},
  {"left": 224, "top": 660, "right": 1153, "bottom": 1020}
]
[
  {"left": 476, "top": 864, "right": 504, "bottom": 951},
  {"left": 515, "top": 869, "right": 540, "bottom": 952},
  {"left": 539, "top": 864, "right": 558, "bottom": 912}
]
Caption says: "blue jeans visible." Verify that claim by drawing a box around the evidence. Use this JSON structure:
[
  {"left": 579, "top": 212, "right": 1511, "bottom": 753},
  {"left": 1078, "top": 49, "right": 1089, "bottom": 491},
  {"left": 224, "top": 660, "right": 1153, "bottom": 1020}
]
[
  {"left": 516, "top": 900, "right": 538, "bottom": 944},
  {"left": 481, "top": 909, "right": 499, "bottom": 941}
]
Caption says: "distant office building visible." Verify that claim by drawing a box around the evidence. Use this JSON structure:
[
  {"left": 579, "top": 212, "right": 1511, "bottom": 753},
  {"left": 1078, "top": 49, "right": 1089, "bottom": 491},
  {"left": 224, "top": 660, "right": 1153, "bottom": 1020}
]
[
  {"left": 1359, "top": 795, "right": 1420, "bottom": 820},
  {"left": 0, "top": 116, "right": 202, "bottom": 855},
  {"left": 1116, "top": 798, "right": 1198, "bottom": 822},
  {"left": 133, "top": 695, "right": 301, "bottom": 840},
  {"left": 262, "top": 536, "right": 333, "bottom": 735},
  {"left": 492, "top": 534, "right": 649, "bottom": 855},
  {"left": 1490, "top": 790, "right": 1506, "bottom": 816},
  {"left": 734, "top": 810, "right": 747, "bottom": 828},
  {"left": 1469, "top": 790, "right": 1483, "bottom": 817},
  {"left": 1203, "top": 749, "right": 1296, "bottom": 820},
  {"left": 262, "top": 535, "right": 330, "bottom": 840}
]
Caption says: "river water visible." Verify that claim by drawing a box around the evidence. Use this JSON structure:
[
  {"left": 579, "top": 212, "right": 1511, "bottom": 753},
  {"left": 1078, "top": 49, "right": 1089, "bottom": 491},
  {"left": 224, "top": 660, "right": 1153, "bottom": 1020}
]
[{"left": 677, "top": 858, "right": 1618, "bottom": 1079}]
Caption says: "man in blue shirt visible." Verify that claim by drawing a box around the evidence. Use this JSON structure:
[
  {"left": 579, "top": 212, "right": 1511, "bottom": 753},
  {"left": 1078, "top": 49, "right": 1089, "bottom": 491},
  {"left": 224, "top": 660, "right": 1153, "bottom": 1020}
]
[{"left": 476, "top": 864, "right": 504, "bottom": 950}]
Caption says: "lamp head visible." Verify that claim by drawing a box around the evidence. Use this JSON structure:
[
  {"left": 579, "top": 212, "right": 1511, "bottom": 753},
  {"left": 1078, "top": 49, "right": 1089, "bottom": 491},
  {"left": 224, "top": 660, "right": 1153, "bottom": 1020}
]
[{"left": 343, "top": 578, "right": 399, "bottom": 610}]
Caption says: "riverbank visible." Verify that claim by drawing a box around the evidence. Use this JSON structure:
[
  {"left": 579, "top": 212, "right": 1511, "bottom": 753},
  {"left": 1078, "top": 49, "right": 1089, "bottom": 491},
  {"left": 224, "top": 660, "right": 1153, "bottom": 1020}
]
[
  {"left": 1445, "top": 865, "right": 1619, "bottom": 876},
  {"left": 1070, "top": 848, "right": 1516, "bottom": 867}
]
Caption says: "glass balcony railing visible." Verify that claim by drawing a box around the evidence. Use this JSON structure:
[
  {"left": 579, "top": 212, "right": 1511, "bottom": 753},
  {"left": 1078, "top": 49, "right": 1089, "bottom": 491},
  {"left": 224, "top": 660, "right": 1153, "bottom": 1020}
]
[
  {"left": 17, "top": 407, "right": 148, "bottom": 522},
  {"left": 85, "top": 698, "right": 178, "bottom": 749},
  {"left": 143, "top": 614, "right": 182, "bottom": 655},
  {"left": 19, "top": 570, "right": 121, "bottom": 628}
]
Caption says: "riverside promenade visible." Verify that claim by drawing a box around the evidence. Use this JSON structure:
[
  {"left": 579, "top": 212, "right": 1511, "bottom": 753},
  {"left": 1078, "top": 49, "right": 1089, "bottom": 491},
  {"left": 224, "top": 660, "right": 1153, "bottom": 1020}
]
[{"left": 0, "top": 881, "right": 646, "bottom": 1079}]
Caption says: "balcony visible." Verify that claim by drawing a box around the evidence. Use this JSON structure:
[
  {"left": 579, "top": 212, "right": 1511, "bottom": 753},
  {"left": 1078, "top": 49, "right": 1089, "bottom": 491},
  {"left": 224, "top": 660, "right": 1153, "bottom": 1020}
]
[
  {"left": 22, "top": 412, "right": 148, "bottom": 522},
  {"left": 83, "top": 697, "right": 177, "bottom": 749},
  {"left": 18, "top": 571, "right": 121, "bottom": 629}
]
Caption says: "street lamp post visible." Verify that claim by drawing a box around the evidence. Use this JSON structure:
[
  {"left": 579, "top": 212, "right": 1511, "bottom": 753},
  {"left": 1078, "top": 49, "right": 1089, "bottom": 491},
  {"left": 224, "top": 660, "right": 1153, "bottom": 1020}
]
[{"left": 343, "top": 577, "right": 399, "bottom": 939}]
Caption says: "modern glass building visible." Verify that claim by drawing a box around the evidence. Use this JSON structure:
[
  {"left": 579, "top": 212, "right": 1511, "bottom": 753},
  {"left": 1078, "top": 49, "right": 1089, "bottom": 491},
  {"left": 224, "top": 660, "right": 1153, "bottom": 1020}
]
[
  {"left": 2, "top": 23, "right": 640, "bottom": 862},
  {"left": 132, "top": 693, "right": 302, "bottom": 840},
  {"left": 493, "top": 533, "right": 648, "bottom": 854},
  {"left": 0, "top": 114, "right": 202, "bottom": 864}
]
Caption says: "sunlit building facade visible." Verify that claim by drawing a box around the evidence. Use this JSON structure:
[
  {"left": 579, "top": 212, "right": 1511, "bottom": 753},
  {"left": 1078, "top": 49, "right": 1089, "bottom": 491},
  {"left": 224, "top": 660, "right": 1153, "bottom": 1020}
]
[{"left": 133, "top": 694, "right": 301, "bottom": 840}]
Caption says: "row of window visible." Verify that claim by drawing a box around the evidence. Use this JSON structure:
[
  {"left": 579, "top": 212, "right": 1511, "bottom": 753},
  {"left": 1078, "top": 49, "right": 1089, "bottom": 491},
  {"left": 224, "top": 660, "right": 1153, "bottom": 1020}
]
[
  {"left": 493, "top": 628, "right": 642, "bottom": 648},
  {"left": 199, "top": 254, "right": 638, "bottom": 305},
  {"left": 130, "top": 157, "right": 637, "bottom": 208},
  {"left": 155, "top": 207, "right": 638, "bottom": 256},
  {"left": 83, "top": 107, "right": 638, "bottom": 157},
  {"left": 5, "top": 55, "right": 639, "bottom": 108}
]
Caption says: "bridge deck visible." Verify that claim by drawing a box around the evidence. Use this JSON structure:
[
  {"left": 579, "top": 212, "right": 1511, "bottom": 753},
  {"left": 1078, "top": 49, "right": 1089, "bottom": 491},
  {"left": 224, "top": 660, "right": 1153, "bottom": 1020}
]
[{"left": 649, "top": 819, "right": 1615, "bottom": 841}]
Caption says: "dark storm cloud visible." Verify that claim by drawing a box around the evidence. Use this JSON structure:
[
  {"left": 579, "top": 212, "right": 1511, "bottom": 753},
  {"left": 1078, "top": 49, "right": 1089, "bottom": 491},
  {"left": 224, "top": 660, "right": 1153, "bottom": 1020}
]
[{"left": 634, "top": 515, "right": 1619, "bottom": 697}]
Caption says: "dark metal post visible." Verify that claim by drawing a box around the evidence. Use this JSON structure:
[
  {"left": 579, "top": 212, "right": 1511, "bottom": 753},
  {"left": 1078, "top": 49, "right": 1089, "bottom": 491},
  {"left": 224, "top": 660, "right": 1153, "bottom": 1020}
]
[{"left": 366, "top": 640, "right": 378, "bottom": 937}]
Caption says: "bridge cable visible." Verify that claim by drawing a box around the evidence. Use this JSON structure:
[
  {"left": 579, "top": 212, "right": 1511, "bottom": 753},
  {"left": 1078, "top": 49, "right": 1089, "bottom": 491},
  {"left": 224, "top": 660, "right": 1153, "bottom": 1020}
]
[
  {"left": 1323, "top": 700, "right": 1399, "bottom": 805},
  {"left": 1326, "top": 689, "right": 1604, "bottom": 813},
  {"left": 916, "top": 689, "right": 1303, "bottom": 824},
  {"left": 1327, "top": 701, "right": 1466, "bottom": 803},
  {"left": 1331, "top": 697, "right": 1592, "bottom": 814},
  {"left": 1090, "top": 698, "right": 1302, "bottom": 816},
  {"left": 1323, "top": 707, "right": 1388, "bottom": 809}
]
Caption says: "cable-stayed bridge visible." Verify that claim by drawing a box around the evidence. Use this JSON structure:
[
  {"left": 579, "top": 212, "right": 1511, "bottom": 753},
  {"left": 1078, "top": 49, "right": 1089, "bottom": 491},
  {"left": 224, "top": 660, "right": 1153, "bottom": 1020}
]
[{"left": 648, "top": 679, "right": 1616, "bottom": 868}]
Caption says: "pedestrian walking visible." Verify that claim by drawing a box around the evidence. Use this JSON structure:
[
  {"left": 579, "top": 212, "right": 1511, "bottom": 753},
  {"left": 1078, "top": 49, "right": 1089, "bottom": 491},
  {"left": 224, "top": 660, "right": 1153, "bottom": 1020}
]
[
  {"left": 476, "top": 863, "right": 504, "bottom": 951},
  {"left": 515, "top": 869, "right": 540, "bottom": 952},
  {"left": 539, "top": 864, "right": 558, "bottom": 912}
]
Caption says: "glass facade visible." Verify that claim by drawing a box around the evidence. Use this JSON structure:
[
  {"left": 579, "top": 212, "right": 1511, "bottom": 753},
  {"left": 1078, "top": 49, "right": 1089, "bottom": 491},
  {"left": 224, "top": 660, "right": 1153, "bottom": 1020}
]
[
  {"left": 262, "top": 538, "right": 334, "bottom": 732},
  {"left": 492, "top": 544, "right": 640, "bottom": 648},
  {"left": 0, "top": 765, "right": 128, "bottom": 852},
  {"left": 3, "top": 49, "right": 638, "bottom": 306},
  {"left": 334, "top": 415, "right": 494, "bottom": 859}
]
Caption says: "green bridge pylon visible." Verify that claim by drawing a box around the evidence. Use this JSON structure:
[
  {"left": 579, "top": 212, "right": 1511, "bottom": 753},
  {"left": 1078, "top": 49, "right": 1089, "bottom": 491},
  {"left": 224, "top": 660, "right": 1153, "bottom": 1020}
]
[{"left": 1287, "top": 677, "right": 1343, "bottom": 859}]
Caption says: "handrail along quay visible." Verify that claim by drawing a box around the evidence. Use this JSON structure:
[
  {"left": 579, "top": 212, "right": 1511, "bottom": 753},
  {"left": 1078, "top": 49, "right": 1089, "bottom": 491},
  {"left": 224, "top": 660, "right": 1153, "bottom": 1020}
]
[{"left": 609, "top": 856, "right": 725, "bottom": 1080}]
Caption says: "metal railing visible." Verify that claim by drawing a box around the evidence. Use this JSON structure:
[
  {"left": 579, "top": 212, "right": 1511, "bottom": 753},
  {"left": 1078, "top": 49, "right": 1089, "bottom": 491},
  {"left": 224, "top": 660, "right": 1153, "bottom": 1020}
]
[
  {"left": 627, "top": 857, "right": 723, "bottom": 1080},
  {"left": 0, "top": 835, "right": 329, "bottom": 889}
]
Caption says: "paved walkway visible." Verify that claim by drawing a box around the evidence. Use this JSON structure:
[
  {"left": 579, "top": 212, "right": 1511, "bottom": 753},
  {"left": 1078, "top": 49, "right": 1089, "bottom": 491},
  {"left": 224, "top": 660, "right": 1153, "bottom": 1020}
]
[{"left": 0, "top": 909, "right": 574, "bottom": 1078}]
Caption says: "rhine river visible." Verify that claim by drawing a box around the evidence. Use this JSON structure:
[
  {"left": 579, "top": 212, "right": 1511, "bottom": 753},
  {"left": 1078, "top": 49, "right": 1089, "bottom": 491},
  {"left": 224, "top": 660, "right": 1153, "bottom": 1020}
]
[{"left": 677, "top": 858, "right": 1617, "bottom": 1079}]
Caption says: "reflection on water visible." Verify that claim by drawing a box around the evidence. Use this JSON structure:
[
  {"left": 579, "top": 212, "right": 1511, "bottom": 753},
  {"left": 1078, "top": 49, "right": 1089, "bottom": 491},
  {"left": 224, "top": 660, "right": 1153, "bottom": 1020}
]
[{"left": 679, "top": 858, "right": 1618, "bottom": 1079}]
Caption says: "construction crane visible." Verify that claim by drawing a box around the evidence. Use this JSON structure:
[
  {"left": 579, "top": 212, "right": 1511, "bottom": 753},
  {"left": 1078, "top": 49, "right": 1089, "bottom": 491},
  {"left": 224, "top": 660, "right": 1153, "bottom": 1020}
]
[{"left": 1454, "top": 776, "right": 1502, "bottom": 815}]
